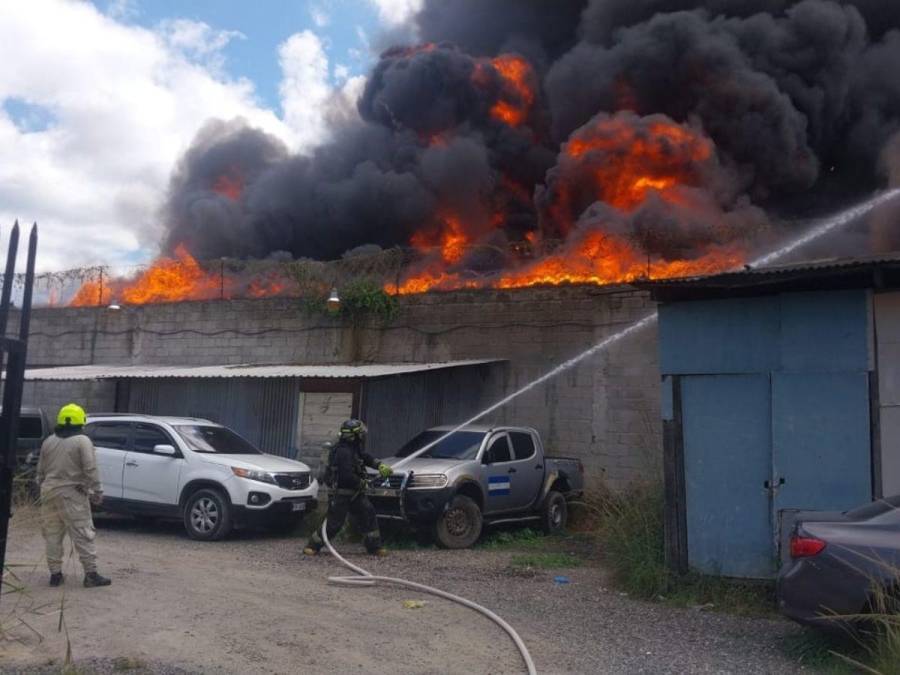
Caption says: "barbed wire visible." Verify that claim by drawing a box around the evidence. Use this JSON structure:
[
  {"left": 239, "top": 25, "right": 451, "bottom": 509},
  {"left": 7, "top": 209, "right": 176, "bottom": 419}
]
[
  {"left": 13, "top": 244, "right": 517, "bottom": 306},
  {"left": 14, "top": 234, "right": 672, "bottom": 307}
]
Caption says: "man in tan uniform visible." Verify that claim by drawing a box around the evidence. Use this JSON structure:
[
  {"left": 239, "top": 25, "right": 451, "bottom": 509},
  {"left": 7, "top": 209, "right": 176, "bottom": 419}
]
[{"left": 36, "top": 403, "right": 111, "bottom": 588}]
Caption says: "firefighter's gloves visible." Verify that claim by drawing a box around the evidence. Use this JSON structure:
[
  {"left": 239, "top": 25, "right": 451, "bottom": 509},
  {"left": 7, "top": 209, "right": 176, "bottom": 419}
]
[{"left": 378, "top": 463, "right": 393, "bottom": 479}]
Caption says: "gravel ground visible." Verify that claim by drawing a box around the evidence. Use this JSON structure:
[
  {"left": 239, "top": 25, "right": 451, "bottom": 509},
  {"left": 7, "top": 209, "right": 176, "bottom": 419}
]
[{"left": 1, "top": 511, "right": 816, "bottom": 674}]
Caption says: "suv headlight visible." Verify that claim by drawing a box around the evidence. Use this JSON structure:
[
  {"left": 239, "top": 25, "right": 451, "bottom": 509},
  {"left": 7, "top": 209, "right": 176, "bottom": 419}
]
[
  {"left": 408, "top": 473, "right": 448, "bottom": 489},
  {"left": 231, "top": 467, "right": 277, "bottom": 485}
]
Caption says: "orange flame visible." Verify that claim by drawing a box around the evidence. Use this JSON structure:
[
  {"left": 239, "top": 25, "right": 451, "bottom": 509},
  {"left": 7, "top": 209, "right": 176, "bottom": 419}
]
[
  {"left": 69, "top": 280, "right": 112, "bottom": 307},
  {"left": 389, "top": 233, "right": 741, "bottom": 295},
  {"left": 213, "top": 173, "right": 243, "bottom": 201},
  {"left": 496, "top": 232, "right": 742, "bottom": 289},
  {"left": 68, "top": 245, "right": 226, "bottom": 306},
  {"left": 389, "top": 114, "right": 742, "bottom": 295},
  {"left": 247, "top": 276, "right": 289, "bottom": 298},
  {"left": 563, "top": 119, "right": 713, "bottom": 212},
  {"left": 471, "top": 54, "right": 536, "bottom": 127},
  {"left": 119, "top": 245, "right": 224, "bottom": 304},
  {"left": 410, "top": 214, "right": 472, "bottom": 265}
]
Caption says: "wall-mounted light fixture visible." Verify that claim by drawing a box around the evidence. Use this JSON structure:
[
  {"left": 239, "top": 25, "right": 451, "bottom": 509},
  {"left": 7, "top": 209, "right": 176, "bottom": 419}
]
[{"left": 326, "top": 287, "right": 340, "bottom": 313}]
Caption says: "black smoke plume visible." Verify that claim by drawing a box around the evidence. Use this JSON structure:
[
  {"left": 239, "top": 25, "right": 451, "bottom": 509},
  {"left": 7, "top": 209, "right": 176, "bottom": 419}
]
[{"left": 163, "top": 0, "right": 900, "bottom": 266}]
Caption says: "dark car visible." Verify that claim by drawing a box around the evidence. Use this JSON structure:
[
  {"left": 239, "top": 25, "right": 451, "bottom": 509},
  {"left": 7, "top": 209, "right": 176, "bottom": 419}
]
[
  {"left": 2, "top": 406, "right": 51, "bottom": 467},
  {"left": 777, "top": 495, "right": 900, "bottom": 630}
]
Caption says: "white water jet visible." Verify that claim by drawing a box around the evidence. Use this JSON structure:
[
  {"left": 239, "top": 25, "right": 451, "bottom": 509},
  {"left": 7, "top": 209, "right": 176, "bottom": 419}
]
[{"left": 391, "top": 188, "right": 900, "bottom": 470}]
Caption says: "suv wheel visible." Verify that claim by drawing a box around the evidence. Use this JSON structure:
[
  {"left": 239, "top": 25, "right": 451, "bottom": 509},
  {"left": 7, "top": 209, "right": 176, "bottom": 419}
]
[
  {"left": 434, "top": 495, "right": 482, "bottom": 549},
  {"left": 184, "top": 488, "right": 232, "bottom": 541},
  {"left": 540, "top": 491, "right": 568, "bottom": 535}
]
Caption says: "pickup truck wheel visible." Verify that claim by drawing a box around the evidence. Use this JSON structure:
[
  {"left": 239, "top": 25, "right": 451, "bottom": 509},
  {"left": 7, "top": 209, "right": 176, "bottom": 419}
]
[
  {"left": 184, "top": 488, "right": 232, "bottom": 541},
  {"left": 434, "top": 495, "right": 482, "bottom": 549},
  {"left": 541, "top": 491, "right": 568, "bottom": 535}
]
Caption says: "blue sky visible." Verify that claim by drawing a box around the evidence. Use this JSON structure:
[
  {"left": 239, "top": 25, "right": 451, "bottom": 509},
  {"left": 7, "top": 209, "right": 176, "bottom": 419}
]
[{"left": 100, "top": 0, "right": 385, "bottom": 111}]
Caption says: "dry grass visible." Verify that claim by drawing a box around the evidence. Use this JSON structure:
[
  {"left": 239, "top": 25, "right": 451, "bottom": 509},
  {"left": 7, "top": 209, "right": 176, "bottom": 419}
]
[{"left": 1, "top": 487, "right": 78, "bottom": 670}]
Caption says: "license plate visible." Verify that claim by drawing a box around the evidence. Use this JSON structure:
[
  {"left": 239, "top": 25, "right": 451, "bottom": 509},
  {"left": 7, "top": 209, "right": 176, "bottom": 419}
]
[{"left": 291, "top": 502, "right": 305, "bottom": 512}]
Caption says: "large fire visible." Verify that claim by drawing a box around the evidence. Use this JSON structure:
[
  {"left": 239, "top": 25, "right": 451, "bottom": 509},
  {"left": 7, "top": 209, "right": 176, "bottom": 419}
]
[
  {"left": 389, "top": 113, "right": 742, "bottom": 294},
  {"left": 69, "top": 107, "right": 745, "bottom": 307}
]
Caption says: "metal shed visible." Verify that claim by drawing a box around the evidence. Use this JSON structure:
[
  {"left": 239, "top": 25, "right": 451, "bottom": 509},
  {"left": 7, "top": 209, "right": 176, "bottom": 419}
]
[
  {"left": 23, "top": 360, "right": 504, "bottom": 466},
  {"left": 645, "top": 255, "right": 900, "bottom": 579}
]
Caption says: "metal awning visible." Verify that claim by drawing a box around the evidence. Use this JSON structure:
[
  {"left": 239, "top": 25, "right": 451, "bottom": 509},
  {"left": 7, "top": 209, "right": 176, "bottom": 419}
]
[{"left": 23, "top": 360, "right": 505, "bottom": 382}]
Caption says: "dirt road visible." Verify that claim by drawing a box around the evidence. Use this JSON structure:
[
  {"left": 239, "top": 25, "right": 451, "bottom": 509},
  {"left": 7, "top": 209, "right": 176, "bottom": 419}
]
[{"left": 2, "top": 512, "right": 811, "bottom": 674}]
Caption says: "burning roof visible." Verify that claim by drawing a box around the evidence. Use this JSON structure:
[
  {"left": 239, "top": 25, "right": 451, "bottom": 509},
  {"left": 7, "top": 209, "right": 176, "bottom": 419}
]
[{"left": 72, "top": 0, "right": 900, "bottom": 307}]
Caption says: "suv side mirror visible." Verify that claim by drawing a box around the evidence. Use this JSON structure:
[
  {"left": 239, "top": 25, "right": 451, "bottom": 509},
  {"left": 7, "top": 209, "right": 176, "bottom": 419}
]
[
  {"left": 153, "top": 444, "right": 177, "bottom": 456},
  {"left": 481, "top": 450, "right": 492, "bottom": 465}
]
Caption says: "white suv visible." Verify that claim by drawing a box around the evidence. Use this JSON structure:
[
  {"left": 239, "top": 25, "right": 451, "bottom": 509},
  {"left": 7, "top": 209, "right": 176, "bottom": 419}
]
[{"left": 83, "top": 414, "right": 319, "bottom": 540}]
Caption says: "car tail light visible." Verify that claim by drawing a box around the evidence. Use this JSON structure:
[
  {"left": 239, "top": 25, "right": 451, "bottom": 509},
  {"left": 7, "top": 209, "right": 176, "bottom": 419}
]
[{"left": 790, "top": 535, "right": 826, "bottom": 558}]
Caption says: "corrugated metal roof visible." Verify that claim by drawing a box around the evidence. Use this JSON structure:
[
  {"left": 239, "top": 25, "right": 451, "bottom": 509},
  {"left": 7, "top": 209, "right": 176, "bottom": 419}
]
[
  {"left": 23, "top": 360, "right": 504, "bottom": 382},
  {"left": 645, "top": 253, "right": 900, "bottom": 287},
  {"left": 640, "top": 253, "right": 900, "bottom": 301}
]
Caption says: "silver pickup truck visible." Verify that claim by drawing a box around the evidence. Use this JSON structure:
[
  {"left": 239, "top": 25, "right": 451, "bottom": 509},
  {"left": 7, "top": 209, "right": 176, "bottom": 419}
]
[{"left": 368, "top": 425, "right": 584, "bottom": 548}]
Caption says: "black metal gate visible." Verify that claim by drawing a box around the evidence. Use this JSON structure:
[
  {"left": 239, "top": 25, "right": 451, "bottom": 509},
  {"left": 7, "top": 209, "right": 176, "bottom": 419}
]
[{"left": 0, "top": 221, "right": 39, "bottom": 607}]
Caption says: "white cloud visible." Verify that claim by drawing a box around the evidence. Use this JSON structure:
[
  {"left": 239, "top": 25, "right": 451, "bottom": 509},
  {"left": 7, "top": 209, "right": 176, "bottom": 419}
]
[
  {"left": 368, "top": 0, "right": 423, "bottom": 26},
  {"left": 105, "top": 0, "right": 138, "bottom": 22},
  {"left": 0, "top": 1, "right": 340, "bottom": 273},
  {"left": 309, "top": 5, "right": 330, "bottom": 28},
  {"left": 279, "top": 31, "right": 332, "bottom": 152},
  {"left": 333, "top": 64, "right": 350, "bottom": 82},
  {"left": 158, "top": 19, "right": 245, "bottom": 73}
]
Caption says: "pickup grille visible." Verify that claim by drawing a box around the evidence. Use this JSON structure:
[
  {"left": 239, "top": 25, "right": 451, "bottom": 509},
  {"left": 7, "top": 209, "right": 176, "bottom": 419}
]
[
  {"left": 273, "top": 472, "right": 311, "bottom": 490},
  {"left": 369, "top": 473, "right": 446, "bottom": 490},
  {"left": 407, "top": 474, "right": 448, "bottom": 489},
  {"left": 371, "top": 474, "right": 404, "bottom": 490}
]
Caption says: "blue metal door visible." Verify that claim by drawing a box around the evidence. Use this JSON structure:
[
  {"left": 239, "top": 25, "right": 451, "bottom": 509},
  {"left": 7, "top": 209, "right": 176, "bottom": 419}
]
[
  {"left": 682, "top": 375, "right": 774, "bottom": 577},
  {"left": 772, "top": 373, "right": 872, "bottom": 514}
]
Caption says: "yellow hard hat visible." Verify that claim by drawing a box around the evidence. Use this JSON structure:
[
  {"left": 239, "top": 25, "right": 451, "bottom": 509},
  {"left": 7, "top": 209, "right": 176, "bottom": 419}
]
[{"left": 57, "top": 403, "right": 86, "bottom": 427}]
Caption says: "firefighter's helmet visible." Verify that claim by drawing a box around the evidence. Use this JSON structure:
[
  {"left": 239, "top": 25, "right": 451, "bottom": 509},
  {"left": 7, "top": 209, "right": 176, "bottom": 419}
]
[
  {"left": 339, "top": 418, "right": 367, "bottom": 443},
  {"left": 57, "top": 403, "right": 87, "bottom": 427}
]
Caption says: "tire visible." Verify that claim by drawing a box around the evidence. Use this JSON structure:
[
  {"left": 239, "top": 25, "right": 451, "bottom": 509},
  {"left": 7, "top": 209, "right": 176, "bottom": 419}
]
[
  {"left": 183, "top": 488, "right": 232, "bottom": 541},
  {"left": 434, "top": 495, "right": 483, "bottom": 549},
  {"left": 540, "top": 491, "right": 568, "bottom": 535}
]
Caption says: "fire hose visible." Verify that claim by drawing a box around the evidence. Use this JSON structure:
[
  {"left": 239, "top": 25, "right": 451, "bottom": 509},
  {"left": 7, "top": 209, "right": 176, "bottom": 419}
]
[{"left": 321, "top": 521, "right": 537, "bottom": 675}]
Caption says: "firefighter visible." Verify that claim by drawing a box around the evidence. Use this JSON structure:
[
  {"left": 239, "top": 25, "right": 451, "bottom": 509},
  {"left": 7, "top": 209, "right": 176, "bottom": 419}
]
[
  {"left": 36, "top": 403, "right": 111, "bottom": 588},
  {"left": 303, "top": 419, "right": 392, "bottom": 557}
]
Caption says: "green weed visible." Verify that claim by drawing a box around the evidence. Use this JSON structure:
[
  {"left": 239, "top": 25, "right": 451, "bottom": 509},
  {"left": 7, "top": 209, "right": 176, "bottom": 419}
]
[
  {"left": 597, "top": 482, "right": 773, "bottom": 615},
  {"left": 598, "top": 483, "right": 668, "bottom": 599},
  {"left": 780, "top": 629, "right": 860, "bottom": 674},
  {"left": 477, "top": 527, "right": 547, "bottom": 550}
]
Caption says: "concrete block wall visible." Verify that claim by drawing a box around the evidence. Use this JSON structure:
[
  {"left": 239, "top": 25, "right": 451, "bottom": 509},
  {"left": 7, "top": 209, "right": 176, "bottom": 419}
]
[
  {"left": 22, "top": 380, "right": 116, "bottom": 419},
  {"left": 18, "top": 285, "right": 661, "bottom": 491}
]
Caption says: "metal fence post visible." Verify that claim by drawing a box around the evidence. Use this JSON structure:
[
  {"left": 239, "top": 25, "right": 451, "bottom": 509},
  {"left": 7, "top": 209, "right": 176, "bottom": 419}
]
[{"left": 0, "top": 222, "right": 37, "bottom": 606}]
